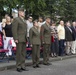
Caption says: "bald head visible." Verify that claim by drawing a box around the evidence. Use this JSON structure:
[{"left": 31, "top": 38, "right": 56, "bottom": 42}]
[
  {"left": 72, "top": 22, "right": 76, "bottom": 27},
  {"left": 60, "top": 20, "right": 64, "bottom": 26}
]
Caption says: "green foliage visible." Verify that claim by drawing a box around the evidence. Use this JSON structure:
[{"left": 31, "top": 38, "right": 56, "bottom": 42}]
[
  {"left": 0, "top": 0, "right": 76, "bottom": 21},
  {"left": 47, "top": 0, "right": 76, "bottom": 21}
]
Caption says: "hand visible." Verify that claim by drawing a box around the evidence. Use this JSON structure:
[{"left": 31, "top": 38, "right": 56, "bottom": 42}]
[
  {"left": 26, "top": 44, "right": 28, "bottom": 47},
  {"left": 42, "top": 42, "right": 45, "bottom": 44},
  {"left": 4, "top": 36, "right": 6, "bottom": 40},
  {"left": 14, "top": 40, "right": 18, "bottom": 43},
  {"left": 30, "top": 44, "right": 33, "bottom": 47},
  {"left": 58, "top": 37, "right": 60, "bottom": 40}
]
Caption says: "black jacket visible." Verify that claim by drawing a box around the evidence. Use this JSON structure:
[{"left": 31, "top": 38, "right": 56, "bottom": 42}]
[
  {"left": 65, "top": 26, "right": 75, "bottom": 41},
  {"left": 71, "top": 26, "right": 76, "bottom": 40}
]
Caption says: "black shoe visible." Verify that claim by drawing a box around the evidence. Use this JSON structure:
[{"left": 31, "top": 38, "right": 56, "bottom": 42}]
[
  {"left": 47, "top": 62, "right": 52, "bottom": 65},
  {"left": 43, "top": 63, "right": 48, "bottom": 65},
  {"left": 36, "top": 65, "right": 40, "bottom": 68},
  {"left": 21, "top": 68, "right": 29, "bottom": 71},
  {"left": 43, "top": 63, "right": 52, "bottom": 66},
  {"left": 16, "top": 68, "right": 22, "bottom": 72},
  {"left": 33, "top": 65, "right": 37, "bottom": 68}
]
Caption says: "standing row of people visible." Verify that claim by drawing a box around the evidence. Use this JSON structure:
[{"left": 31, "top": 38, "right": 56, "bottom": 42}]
[
  {"left": 30, "top": 19, "right": 76, "bottom": 57},
  {"left": 65, "top": 21, "right": 76, "bottom": 55},
  {"left": 0, "top": 8, "right": 76, "bottom": 72},
  {"left": 12, "top": 8, "right": 76, "bottom": 72},
  {"left": 50, "top": 20, "right": 76, "bottom": 57},
  {"left": 12, "top": 8, "right": 52, "bottom": 72}
]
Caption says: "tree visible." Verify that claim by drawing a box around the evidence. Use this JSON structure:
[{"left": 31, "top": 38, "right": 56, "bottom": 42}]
[
  {"left": 46, "top": 0, "right": 76, "bottom": 21},
  {"left": 23, "top": 0, "right": 46, "bottom": 18},
  {"left": 0, "top": 0, "right": 46, "bottom": 19},
  {"left": 0, "top": 0, "right": 76, "bottom": 21}
]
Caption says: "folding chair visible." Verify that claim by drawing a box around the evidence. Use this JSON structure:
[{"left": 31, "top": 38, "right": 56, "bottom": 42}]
[
  {"left": 0, "top": 33, "right": 9, "bottom": 62},
  {"left": 0, "top": 49, "right": 9, "bottom": 62},
  {"left": 12, "top": 47, "right": 32, "bottom": 59}
]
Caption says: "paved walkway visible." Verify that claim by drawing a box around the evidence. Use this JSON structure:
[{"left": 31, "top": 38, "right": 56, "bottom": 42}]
[{"left": 0, "top": 55, "right": 76, "bottom": 71}]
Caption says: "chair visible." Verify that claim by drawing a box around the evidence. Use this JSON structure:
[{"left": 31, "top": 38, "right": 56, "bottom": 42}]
[
  {"left": 12, "top": 47, "right": 32, "bottom": 59},
  {"left": 0, "top": 33, "right": 9, "bottom": 62},
  {"left": 10, "top": 39, "right": 43, "bottom": 59},
  {"left": 0, "top": 49, "right": 9, "bottom": 62}
]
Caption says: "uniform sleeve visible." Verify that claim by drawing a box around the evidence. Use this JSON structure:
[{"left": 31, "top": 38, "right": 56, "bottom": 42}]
[
  {"left": 25, "top": 23, "right": 28, "bottom": 42},
  {"left": 29, "top": 28, "right": 33, "bottom": 45},
  {"left": 40, "top": 25, "right": 45, "bottom": 43},
  {"left": 12, "top": 18, "right": 18, "bottom": 40}
]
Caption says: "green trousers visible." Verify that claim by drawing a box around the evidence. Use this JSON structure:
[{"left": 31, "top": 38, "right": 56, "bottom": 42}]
[
  {"left": 43, "top": 44, "right": 50, "bottom": 64},
  {"left": 32, "top": 45, "right": 40, "bottom": 66},
  {"left": 16, "top": 42, "right": 26, "bottom": 69}
]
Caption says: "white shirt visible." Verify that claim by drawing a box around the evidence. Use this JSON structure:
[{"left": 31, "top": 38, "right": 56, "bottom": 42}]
[
  {"left": 57, "top": 24, "right": 65, "bottom": 40},
  {"left": 26, "top": 20, "right": 33, "bottom": 37},
  {"left": 0, "top": 22, "right": 2, "bottom": 32},
  {"left": 38, "top": 21, "right": 45, "bottom": 28}
]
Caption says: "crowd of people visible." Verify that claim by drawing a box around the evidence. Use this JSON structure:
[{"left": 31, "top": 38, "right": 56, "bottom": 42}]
[{"left": 0, "top": 8, "right": 76, "bottom": 72}]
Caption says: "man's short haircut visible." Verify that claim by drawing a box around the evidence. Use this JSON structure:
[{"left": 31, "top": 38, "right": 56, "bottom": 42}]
[
  {"left": 45, "top": 16, "right": 51, "bottom": 20},
  {"left": 18, "top": 8, "right": 24, "bottom": 12}
]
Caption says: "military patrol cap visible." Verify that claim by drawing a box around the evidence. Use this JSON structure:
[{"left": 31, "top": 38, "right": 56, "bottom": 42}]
[{"left": 18, "top": 8, "right": 24, "bottom": 12}]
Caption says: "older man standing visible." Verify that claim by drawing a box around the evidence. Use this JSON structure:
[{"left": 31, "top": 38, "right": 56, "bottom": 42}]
[
  {"left": 71, "top": 22, "right": 76, "bottom": 54},
  {"left": 57, "top": 20, "right": 65, "bottom": 56},
  {"left": 65, "top": 22, "right": 75, "bottom": 55},
  {"left": 12, "top": 8, "right": 28, "bottom": 72}
]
